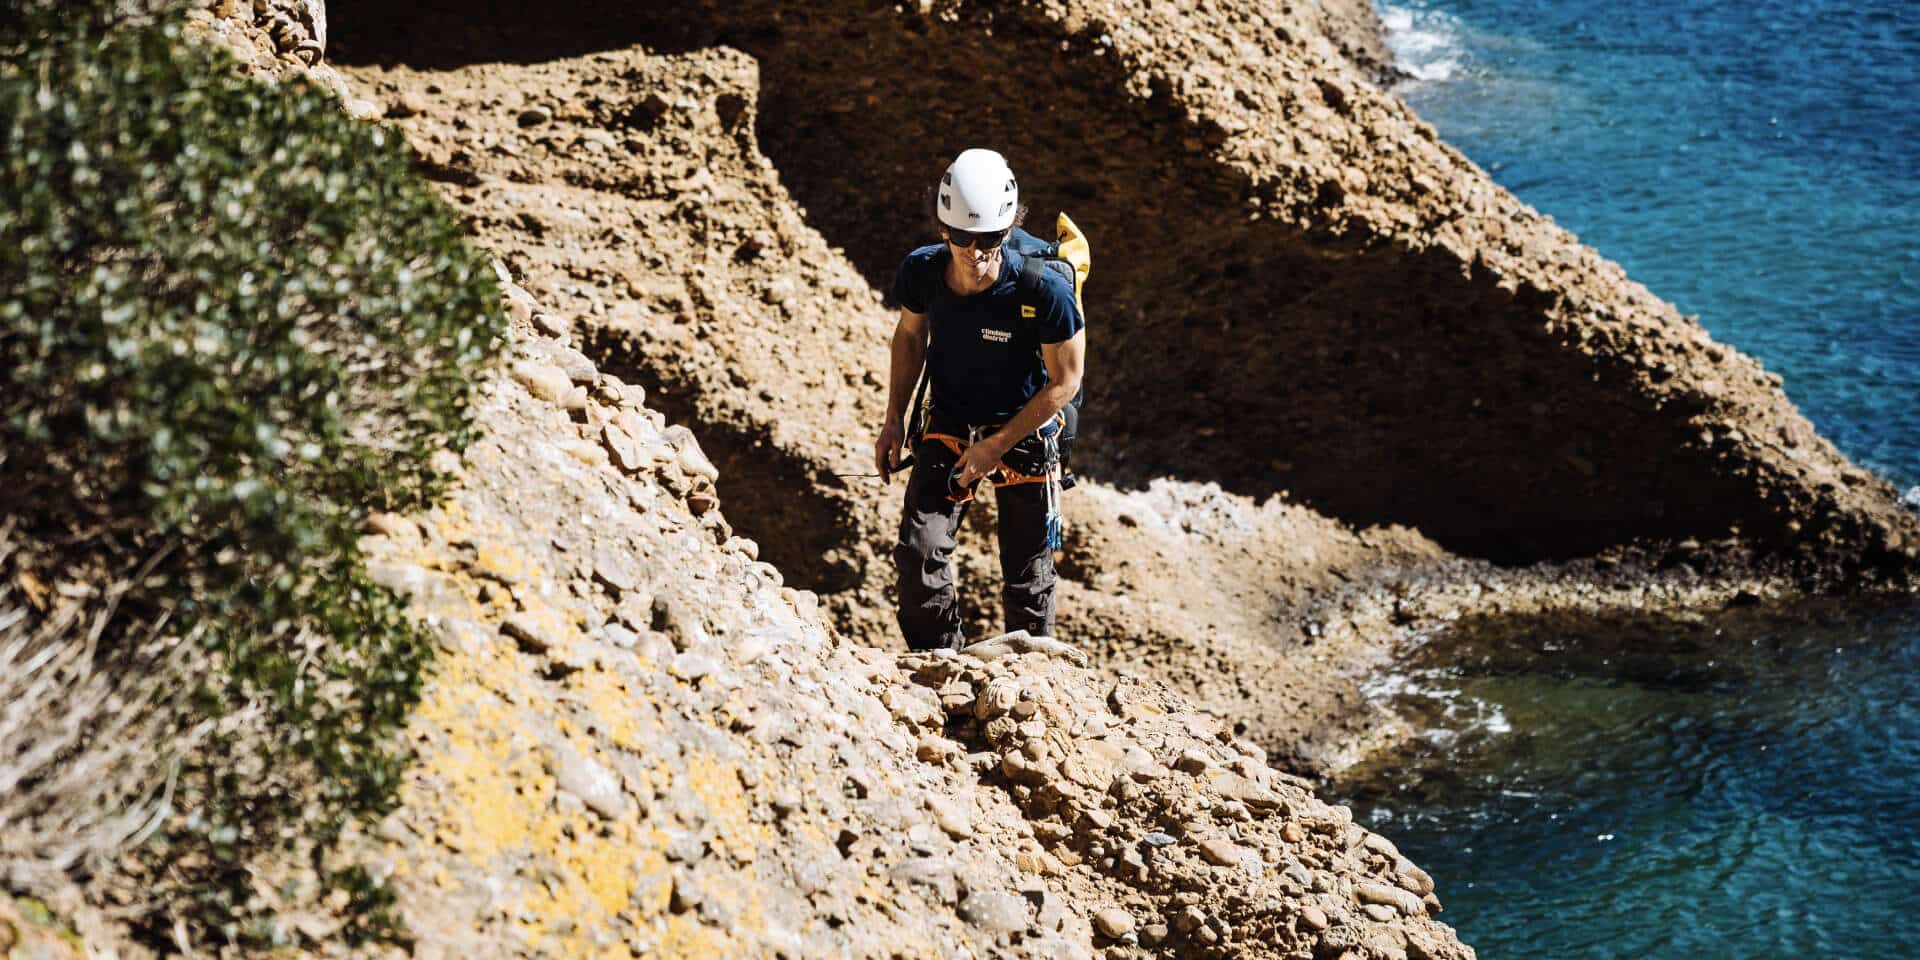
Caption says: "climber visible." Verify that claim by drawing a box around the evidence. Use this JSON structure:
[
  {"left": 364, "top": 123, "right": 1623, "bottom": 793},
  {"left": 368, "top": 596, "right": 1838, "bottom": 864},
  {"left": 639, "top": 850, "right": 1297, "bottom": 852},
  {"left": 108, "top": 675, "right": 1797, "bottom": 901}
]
[{"left": 873, "top": 148, "right": 1087, "bottom": 651}]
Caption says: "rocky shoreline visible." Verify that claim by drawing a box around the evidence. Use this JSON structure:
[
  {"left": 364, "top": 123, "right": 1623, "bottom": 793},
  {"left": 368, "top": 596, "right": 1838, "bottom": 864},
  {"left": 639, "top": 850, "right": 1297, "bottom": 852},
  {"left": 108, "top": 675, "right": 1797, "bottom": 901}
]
[{"left": 32, "top": 0, "right": 1915, "bottom": 954}]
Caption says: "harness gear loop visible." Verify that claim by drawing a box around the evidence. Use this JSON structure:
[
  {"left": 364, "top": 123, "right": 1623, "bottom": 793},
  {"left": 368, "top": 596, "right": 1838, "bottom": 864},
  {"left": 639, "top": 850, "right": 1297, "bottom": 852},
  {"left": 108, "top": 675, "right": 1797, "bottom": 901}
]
[{"left": 922, "top": 412, "right": 1070, "bottom": 515}]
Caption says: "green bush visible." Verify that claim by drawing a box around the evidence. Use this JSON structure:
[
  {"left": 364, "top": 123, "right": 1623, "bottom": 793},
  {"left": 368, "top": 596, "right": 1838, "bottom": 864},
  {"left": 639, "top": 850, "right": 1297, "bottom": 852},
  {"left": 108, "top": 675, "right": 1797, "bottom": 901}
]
[{"left": 0, "top": 0, "right": 503, "bottom": 943}]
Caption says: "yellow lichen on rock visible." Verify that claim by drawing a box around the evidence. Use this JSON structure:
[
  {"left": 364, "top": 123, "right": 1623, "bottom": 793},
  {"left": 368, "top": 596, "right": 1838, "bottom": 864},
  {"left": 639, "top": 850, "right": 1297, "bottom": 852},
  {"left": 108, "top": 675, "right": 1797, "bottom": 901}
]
[
  {"left": 405, "top": 649, "right": 555, "bottom": 864},
  {"left": 513, "top": 814, "right": 643, "bottom": 940},
  {"left": 682, "top": 752, "right": 762, "bottom": 866},
  {"left": 561, "top": 669, "right": 659, "bottom": 752},
  {"left": 396, "top": 596, "right": 681, "bottom": 954},
  {"left": 474, "top": 541, "right": 538, "bottom": 590}
]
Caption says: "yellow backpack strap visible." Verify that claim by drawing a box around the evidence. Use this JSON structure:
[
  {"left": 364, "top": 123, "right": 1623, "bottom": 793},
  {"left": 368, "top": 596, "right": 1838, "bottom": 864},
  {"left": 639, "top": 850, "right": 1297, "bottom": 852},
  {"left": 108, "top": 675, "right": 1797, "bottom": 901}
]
[{"left": 1055, "top": 211, "right": 1091, "bottom": 317}]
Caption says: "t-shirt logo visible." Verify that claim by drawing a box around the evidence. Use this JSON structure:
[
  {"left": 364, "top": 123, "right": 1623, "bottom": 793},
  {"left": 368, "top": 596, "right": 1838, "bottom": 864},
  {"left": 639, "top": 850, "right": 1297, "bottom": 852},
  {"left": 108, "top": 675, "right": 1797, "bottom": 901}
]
[
  {"left": 981, "top": 328, "right": 1012, "bottom": 343},
  {"left": 1021, "top": 305, "right": 1037, "bottom": 318}
]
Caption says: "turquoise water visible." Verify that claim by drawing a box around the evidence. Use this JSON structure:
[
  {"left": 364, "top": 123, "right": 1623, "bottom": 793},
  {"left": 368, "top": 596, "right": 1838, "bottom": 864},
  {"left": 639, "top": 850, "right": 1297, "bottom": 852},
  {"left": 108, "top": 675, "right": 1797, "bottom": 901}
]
[
  {"left": 1382, "top": 0, "right": 1920, "bottom": 491},
  {"left": 1340, "top": 604, "right": 1920, "bottom": 957},
  {"left": 1338, "top": 2, "right": 1920, "bottom": 955}
]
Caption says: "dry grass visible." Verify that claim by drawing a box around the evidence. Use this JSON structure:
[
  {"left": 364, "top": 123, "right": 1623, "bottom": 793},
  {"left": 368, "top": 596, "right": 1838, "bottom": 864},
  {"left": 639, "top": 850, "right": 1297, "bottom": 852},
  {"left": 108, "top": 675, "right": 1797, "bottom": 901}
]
[{"left": 0, "top": 528, "right": 203, "bottom": 896}]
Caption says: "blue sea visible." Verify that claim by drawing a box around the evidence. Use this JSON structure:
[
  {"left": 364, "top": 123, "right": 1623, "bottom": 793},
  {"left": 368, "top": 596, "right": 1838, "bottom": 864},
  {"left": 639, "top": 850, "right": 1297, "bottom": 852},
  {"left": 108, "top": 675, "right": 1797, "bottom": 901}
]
[
  {"left": 1335, "top": 1, "right": 1920, "bottom": 956},
  {"left": 1341, "top": 603, "right": 1920, "bottom": 958}
]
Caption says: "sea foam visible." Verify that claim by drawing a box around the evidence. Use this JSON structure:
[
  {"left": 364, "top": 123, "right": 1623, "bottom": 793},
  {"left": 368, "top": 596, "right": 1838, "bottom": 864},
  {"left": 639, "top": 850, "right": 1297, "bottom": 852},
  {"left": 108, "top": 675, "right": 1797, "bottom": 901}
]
[
  {"left": 1362, "top": 661, "right": 1513, "bottom": 745},
  {"left": 1380, "top": 2, "right": 1466, "bottom": 86}
]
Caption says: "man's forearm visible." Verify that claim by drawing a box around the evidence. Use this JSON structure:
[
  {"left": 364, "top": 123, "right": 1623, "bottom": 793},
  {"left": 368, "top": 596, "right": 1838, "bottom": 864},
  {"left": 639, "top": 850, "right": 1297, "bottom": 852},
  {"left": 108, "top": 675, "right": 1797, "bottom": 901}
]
[
  {"left": 885, "top": 333, "right": 926, "bottom": 424},
  {"left": 988, "top": 377, "right": 1079, "bottom": 453}
]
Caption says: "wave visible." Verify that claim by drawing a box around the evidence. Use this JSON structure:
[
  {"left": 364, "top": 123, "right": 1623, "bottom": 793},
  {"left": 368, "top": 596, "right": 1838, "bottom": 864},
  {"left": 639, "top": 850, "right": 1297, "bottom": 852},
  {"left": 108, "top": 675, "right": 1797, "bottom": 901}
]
[
  {"left": 1362, "top": 663, "right": 1513, "bottom": 745},
  {"left": 1380, "top": 2, "right": 1468, "bottom": 87}
]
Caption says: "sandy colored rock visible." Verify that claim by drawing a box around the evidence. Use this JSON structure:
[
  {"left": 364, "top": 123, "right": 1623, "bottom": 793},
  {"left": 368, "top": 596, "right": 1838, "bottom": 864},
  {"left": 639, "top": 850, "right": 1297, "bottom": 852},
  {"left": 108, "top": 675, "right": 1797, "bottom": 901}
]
[
  {"left": 548, "top": 741, "right": 626, "bottom": 821},
  {"left": 1199, "top": 837, "right": 1244, "bottom": 867},
  {"left": 915, "top": 734, "right": 958, "bottom": 764},
  {"left": 959, "top": 891, "right": 1029, "bottom": 934},
  {"left": 1357, "top": 879, "right": 1425, "bottom": 917},
  {"left": 509, "top": 359, "right": 570, "bottom": 403},
  {"left": 962, "top": 630, "right": 1091, "bottom": 667},
  {"left": 927, "top": 795, "right": 974, "bottom": 839},
  {"left": 500, "top": 610, "right": 559, "bottom": 652},
  {"left": 976, "top": 676, "right": 1022, "bottom": 720},
  {"left": 1177, "top": 747, "right": 1216, "bottom": 774},
  {"left": 1398, "top": 862, "right": 1437, "bottom": 897},
  {"left": 1093, "top": 907, "right": 1136, "bottom": 939}
]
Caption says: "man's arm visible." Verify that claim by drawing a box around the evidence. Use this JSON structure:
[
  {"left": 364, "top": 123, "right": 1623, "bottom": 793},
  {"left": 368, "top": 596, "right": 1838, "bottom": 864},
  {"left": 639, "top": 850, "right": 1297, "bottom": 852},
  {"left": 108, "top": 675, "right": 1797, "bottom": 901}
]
[
  {"left": 875, "top": 308, "right": 930, "bottom": 476},
  {"left": 953, "top": 330, "right": 1085, "bottom": 487}
]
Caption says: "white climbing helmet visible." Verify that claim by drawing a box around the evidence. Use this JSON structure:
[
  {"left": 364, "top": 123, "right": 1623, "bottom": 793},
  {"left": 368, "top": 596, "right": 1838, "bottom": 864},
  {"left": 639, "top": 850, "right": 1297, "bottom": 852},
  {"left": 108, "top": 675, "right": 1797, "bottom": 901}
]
[{"left": 937, "top": 148, "right": 1018, "bottom": 232}]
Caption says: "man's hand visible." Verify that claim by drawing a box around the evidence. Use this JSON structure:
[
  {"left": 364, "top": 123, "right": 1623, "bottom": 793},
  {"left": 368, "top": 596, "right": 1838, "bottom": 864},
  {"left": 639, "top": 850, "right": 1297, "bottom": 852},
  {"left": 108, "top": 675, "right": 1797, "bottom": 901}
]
[
  {"left": 953, "top": 435, "right": 1010, "bottom": 489},
  {"left": 875, "top": 420, "right": 905, "bottom": 479}
]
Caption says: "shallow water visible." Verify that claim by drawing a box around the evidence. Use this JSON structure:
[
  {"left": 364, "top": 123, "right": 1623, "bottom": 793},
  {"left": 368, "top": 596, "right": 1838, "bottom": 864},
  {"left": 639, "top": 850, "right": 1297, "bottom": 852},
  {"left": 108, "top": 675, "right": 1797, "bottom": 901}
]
[
  {"left": 1339, "top": 1, "right": 1920, "bottom": 954},
  {"left": 1339, "top": 604, "right": 1920, "bottom": 957}
]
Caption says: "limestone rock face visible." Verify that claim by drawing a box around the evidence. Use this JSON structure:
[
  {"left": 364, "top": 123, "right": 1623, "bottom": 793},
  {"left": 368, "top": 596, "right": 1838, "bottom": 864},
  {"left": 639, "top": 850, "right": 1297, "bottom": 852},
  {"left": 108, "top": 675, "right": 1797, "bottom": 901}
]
[
  {"left": 183, "top": 0, "right": 361, "bottom": 114},
  {"left": 331, "top": 0, "right": 1918, "bottom": 582},
  {"left": 186, "top": 0, "right": 328, "bottom": 73},
  {"left": 341, "top": 283, "right": 1475, "bottom": 958},
  {"left": 332, "top": 0, "right": 1915, "bottom": 780}
]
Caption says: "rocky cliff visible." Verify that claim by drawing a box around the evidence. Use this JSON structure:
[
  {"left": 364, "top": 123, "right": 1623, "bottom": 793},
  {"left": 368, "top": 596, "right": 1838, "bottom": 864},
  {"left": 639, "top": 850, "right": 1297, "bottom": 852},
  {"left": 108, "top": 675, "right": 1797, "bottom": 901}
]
[
  {"left": 331, "top": 0, "right": 1919, "bottom": 580},
  {"left": 325, "top": 0, "right": 1918, "bottom": 773},
  {"left": 23, "top": 4, "right": 1479, "bottom": 957},
  {"left": 45, "top": 0, "right": 1918, "bottom": 954},
  {"left": 333, "top": 302, "right": 1472, "bottom": 958}
]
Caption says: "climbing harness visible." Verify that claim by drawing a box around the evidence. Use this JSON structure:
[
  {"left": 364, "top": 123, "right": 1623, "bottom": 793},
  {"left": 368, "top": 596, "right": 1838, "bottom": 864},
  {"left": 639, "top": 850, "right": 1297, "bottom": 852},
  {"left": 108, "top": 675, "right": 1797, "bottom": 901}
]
[{"left": 919, "top": 414, "right": 1068, "bottom": 550}]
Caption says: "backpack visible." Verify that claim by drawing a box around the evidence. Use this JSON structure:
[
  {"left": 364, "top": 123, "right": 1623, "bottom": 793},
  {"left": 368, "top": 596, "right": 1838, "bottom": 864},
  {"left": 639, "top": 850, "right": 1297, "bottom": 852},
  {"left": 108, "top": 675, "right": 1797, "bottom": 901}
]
[
  {"left": 1007, "top": 213, "right": 1090, "bottom": 488},
  {"left": 906, "top": 212, "right": 1091, "bottom": 489}
]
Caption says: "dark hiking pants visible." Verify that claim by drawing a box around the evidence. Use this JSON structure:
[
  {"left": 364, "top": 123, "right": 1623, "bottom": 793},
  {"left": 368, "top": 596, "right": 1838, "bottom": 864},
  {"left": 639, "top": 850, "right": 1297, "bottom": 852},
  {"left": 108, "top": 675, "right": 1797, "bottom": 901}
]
[{"left": 893, "top": 425, "right": 1056, "bottom": 651}]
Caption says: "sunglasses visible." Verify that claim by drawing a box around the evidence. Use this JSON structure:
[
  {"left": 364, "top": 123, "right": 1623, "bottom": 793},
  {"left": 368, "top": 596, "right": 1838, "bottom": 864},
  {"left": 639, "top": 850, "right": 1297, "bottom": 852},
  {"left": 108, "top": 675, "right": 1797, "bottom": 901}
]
[{"left": 946, "top": 227, "right": 1008, "bottom": 250}]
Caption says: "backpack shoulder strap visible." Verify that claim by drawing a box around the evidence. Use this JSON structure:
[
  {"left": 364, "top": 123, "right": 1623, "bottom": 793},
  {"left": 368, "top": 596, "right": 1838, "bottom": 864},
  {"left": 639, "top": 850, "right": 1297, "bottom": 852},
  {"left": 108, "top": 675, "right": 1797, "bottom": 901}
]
[
  {"left": 1016, "top": 244, "right": 1075, "bottom": 296},
  {"left": 1017, "top": 252, "right": 1050, "bottom": 295},
  {"left": 1014, "top": 251, "right": 1086, "bottom": 411}
]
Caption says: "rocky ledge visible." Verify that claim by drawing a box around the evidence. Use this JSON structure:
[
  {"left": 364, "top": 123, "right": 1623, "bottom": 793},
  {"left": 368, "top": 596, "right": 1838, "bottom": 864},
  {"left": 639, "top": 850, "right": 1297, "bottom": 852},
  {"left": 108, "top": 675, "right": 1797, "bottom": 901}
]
[
  {"left": 331, "top": 278, "right": 1473, "bottom": 958},
  {"left": 333, "top": 1, "right": 1916, "bottom": 774}
]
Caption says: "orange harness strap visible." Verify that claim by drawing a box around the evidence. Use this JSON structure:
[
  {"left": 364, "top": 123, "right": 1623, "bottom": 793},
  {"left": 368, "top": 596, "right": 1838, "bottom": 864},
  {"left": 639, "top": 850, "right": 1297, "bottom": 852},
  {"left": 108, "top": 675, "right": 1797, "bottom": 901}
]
[
  {"left": 922, "top": 432, "right": 1051, "bottom": 504},
  {"left": 921, "top": 411, "right": 1067, "bottom": 503}
]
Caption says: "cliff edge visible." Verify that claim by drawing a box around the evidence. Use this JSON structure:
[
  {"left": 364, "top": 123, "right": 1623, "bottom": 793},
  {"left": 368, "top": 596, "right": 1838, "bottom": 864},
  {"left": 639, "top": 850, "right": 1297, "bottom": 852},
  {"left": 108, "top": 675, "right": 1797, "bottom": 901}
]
[
  {"left": 33, "top": 0, "right": 1913, "bottom": 953},
  {"left": 327, "top": 0, "right": 1917, "bottom": 775},
  {"left": 333, "top": 0, "right": 1919, "bottom": 583}
]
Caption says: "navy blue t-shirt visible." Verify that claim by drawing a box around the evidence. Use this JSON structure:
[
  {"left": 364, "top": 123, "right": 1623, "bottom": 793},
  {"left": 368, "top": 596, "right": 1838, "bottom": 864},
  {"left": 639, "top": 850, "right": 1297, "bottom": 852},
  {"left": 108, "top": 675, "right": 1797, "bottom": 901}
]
[{"left": 888, "top": 237, "right": 1084, "bottom": 426}]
